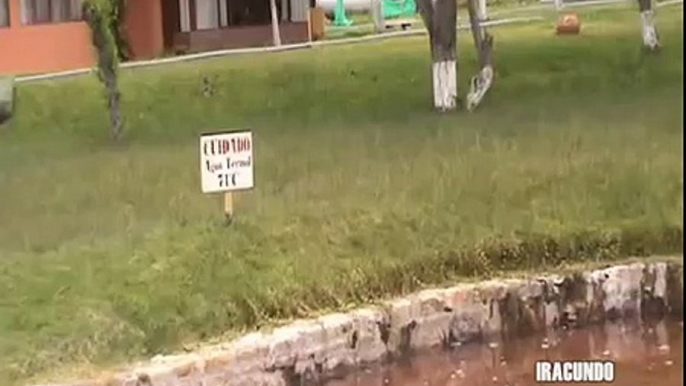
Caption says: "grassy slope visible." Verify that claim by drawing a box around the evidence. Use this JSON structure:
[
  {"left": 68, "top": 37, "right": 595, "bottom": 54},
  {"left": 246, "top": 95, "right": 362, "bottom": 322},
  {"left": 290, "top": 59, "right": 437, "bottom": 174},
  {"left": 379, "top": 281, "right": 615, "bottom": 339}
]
[{"left": 0, "top": 5, "right": 683, "bottom": 385}]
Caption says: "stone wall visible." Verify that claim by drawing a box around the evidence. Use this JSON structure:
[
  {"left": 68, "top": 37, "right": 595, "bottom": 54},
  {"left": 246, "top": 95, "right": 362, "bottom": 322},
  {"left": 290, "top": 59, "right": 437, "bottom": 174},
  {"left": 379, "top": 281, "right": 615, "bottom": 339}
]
[{"left": 36, "top": 260, "right": 683, "bottom": 386}]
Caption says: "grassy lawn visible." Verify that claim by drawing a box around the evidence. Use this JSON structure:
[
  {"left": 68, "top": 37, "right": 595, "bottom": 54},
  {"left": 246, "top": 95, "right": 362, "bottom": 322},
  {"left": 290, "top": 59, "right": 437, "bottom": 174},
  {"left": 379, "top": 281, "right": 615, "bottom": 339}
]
[{"left": 0, "top": 5, "right": 683, "bottom": 385}]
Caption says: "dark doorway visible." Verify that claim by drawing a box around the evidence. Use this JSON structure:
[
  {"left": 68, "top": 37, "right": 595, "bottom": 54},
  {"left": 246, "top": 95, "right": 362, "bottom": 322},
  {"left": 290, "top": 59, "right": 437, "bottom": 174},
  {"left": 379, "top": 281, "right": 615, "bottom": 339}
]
[
  {"left": 161, "top": 0, "right": 181, "bottom": 49},
  {"left": 226, "top": 0, "right": 271, "bottom": 26}
]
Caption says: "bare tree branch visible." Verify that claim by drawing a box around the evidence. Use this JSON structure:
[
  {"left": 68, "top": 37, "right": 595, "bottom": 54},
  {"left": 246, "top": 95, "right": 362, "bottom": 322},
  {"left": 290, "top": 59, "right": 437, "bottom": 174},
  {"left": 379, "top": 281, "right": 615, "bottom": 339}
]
[
  {"left": 467, "top": 0, "right": 493, "bottom": 69},
  {"left": 465, "top": 0, "right": 495, "bottom": 111}
]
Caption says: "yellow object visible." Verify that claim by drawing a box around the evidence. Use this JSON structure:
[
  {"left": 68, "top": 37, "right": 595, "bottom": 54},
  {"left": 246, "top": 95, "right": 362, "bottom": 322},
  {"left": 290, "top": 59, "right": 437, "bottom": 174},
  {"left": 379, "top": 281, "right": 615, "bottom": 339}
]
[
  {"left": 309, "top": 7, "right": 327, "bottom": 41},
  {"left": 557, "top": 13, "right": 581, "bottom": 35}
]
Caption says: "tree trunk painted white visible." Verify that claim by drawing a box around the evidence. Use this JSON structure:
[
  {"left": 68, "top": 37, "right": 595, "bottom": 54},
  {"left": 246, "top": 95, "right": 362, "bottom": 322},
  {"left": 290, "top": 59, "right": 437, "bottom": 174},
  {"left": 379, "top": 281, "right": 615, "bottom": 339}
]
[
  {"left": 270, "top": 0, "right": 282, "bottom": 46},
  {"left": 636, "top": 0, "right": 659, "bottom": 51},
  {"left": 554, "top": 0, "right": 564, "bottom": 11},
  {"left": 640, "top": 9, "right": 660, "bottom": 50},
  {"left": 432, "top": 60, "right": 458, "bottom": 111},
  {"left": 478, "top": 0, "right": 488, "bottom": 21},
  {"left": 371, "top": 0, "right": 385, "bottom": 33},
  {"left": 417, "top": 0, "right": 458, "bottom": 112}
]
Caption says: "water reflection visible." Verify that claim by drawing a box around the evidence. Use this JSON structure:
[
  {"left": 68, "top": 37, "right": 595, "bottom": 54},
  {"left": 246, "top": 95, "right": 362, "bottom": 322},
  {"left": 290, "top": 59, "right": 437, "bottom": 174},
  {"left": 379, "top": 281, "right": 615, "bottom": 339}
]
[{"left": 328, "top": 319, "right": 683, "bottom": 386}]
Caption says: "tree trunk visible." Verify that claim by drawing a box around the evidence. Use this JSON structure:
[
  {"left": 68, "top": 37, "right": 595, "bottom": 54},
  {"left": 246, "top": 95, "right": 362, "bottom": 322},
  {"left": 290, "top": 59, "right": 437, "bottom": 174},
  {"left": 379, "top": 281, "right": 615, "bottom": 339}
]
[
  {"left": 478, "top": 0, "right": 488, "bottom": 21},
  {"left": 111, "top": 0, "right": 131, "bottom": 61},
  {"left": 637, "top": 0, "right": 660, "bottom": 51},
  {"left": 96, "top": 51, "right": 123, "bottom": 139},
  {"left": 371, "top": 0, "right": 384, "bottom": 33},
  {"left": 465, "top": 0, "right": 494, "bottom": 111},
  {"left": 270, "top": 0, "right": 282, "bottom": 46},
  {"left": 105, "top": 77, "right": 123, "bottom": 140},
  {"left": 83, "top": 1, "right": 124, "bottom": 140},
  {"left": 554, "top": 0, "right": 564, "bottom": 12},
  {"left": 417, "top": 0, "right": 458, "bottom": 112}
]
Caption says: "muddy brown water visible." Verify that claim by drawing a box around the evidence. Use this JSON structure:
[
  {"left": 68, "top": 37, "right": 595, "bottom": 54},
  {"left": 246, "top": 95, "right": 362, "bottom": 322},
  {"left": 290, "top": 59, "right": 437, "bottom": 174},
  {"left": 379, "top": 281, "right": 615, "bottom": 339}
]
[{"left": 327, "top": 319, "right": 683, "bottom": 386}]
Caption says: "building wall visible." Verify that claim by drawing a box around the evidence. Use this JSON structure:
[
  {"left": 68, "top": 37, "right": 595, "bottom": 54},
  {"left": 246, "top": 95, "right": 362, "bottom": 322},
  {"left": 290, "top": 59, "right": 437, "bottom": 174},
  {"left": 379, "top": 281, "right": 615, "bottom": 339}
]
[
  {"left": 178, "top": 22, "right": 309, "bottom": 53},
  {"left": 0, "top": 0, "right": 165, "bottom": 76},
  {"left": 0, "top": 0, "right": 310, "bottom": 76},
  {"left": 179, "top": 0, "right": 191, "bottom": 32},
  {"left": 0, "top": 0, "right": 93, "bottom": 75},
  {"left": 291, "top": 0, "right": 309, "bottom": 22},
  {"left": 125, "top": 0, "right": 164, "bottom": 60}
]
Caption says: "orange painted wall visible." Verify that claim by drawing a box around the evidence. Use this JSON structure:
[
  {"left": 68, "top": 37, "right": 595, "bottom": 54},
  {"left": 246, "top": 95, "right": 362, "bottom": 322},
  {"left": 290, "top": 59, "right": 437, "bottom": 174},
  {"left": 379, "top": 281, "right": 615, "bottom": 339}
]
[
  {"left": 0, "top": 0, "right": 165, "bottom": 76},
  {"left": 0, "top": 0, "right": 94, "bottom": 75},
  {"left": 125, "top": 0, "right": 164, "bottom": 60}
]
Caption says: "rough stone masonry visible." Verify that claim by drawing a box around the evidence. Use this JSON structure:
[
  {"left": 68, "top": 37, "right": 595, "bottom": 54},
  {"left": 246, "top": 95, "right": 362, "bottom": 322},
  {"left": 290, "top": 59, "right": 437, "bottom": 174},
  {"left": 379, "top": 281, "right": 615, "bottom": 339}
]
[{"left": 36, "top": 259, "right": 683, "bottom": 386}]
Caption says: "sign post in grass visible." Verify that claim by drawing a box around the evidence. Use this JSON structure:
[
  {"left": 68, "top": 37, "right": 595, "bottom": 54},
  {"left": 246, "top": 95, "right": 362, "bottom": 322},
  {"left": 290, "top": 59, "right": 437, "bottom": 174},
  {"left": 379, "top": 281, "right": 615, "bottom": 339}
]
[{"left": 200, "top": 130, "right": 255, "bottom": 224}]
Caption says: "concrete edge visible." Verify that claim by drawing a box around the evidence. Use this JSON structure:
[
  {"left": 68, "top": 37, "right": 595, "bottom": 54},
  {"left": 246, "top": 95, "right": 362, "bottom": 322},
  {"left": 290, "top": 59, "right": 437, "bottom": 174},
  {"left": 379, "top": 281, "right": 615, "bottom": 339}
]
[
  {"left": 14, "top": 16, "right": 544, "bottom": 85},
  {"left": 13, "top": 0, "right": 684, "bottom": 85},
  {"left": 33, "top": 258, "right": 683, "bottom": 386}
]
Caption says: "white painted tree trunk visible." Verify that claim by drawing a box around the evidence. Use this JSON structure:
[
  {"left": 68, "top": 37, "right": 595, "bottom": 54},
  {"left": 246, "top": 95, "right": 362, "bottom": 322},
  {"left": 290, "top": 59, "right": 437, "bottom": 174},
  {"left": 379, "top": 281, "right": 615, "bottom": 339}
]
[
  {"left": 371, "top": 0, "right": 384, "bottom": 33},
  {"left": 478, "top": 0, "right": 488, "bottom": 21},
  {"left": 640, "top": 10, "right": 660, "bottom": 50},
  {"left": 417, "top": 0, "right": 458, "bottom": 112},
  {"left": 270, "top": 0, "right": 282, "bottom": 46},
  {"left": 432, "top": 60, "right": 458, "bottom": 111},
  {"left": 554, "top": 0, "right": 564, "bottom": 11}
]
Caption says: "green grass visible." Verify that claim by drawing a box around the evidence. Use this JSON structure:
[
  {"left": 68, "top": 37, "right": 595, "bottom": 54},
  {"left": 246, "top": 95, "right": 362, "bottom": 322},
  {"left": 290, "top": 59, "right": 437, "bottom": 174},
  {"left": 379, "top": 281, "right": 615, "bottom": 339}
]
[{"left": 0, "top": 5, "right": 683, "bottom": 385}]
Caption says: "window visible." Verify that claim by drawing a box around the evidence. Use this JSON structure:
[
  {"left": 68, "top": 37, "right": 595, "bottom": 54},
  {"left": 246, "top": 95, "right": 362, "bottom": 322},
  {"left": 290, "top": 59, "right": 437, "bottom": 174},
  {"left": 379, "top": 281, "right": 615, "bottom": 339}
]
[
  {"left": 225, "top": 0, "right": 273, "bottom": 27},
  {"left": 1, "top": 0, "right": 9, "bottom": 28},
  {"left": 21, "top": 0, "right": 83, "bottom": 25},
  {"left": 179, "top": 0, "right": 276, "bottom": 31}
]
